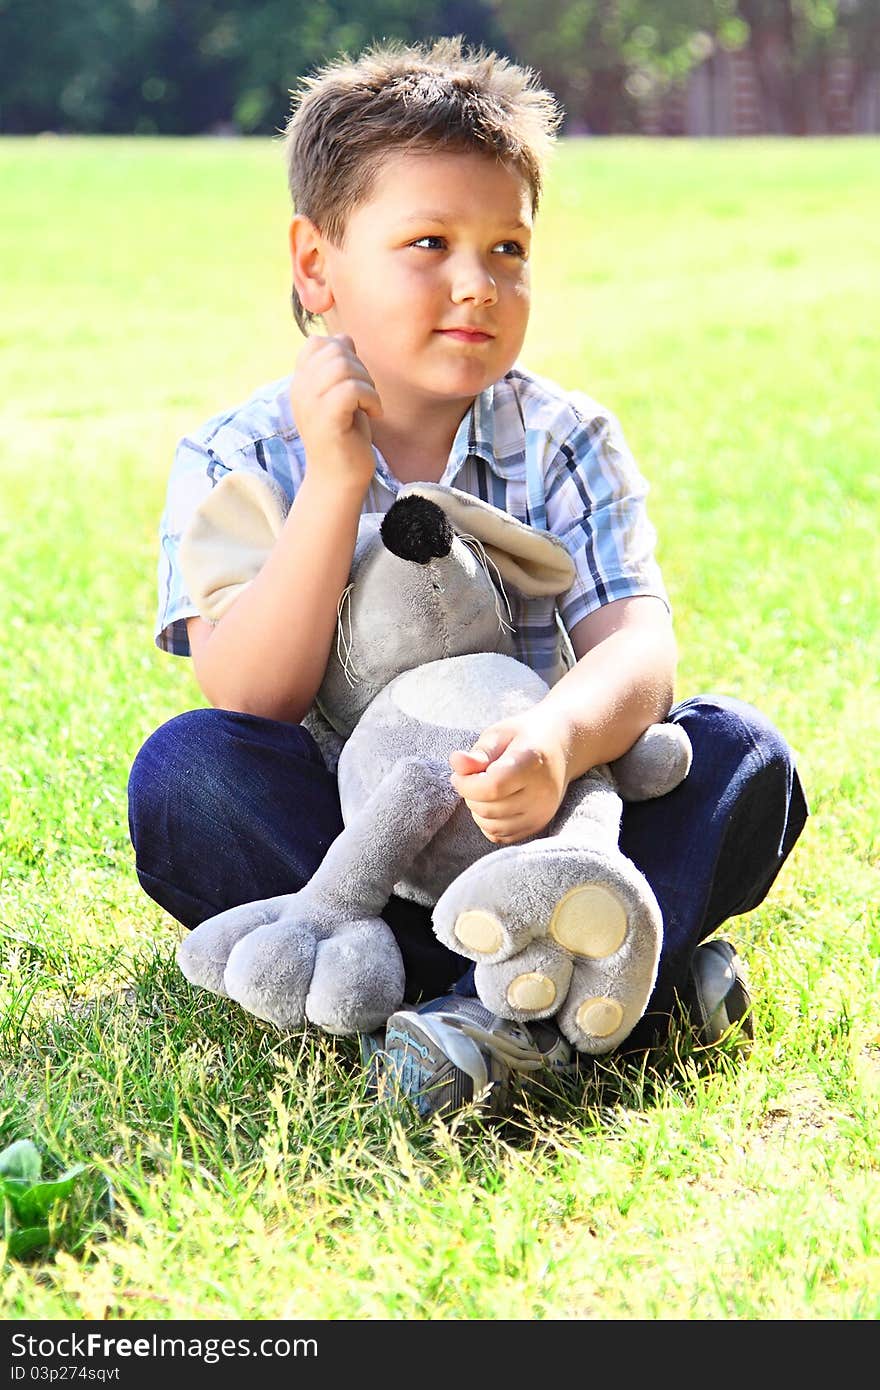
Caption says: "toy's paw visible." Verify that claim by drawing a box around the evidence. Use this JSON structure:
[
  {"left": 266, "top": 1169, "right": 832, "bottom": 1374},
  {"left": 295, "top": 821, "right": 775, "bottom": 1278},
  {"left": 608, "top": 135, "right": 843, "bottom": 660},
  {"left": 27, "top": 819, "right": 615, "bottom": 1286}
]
[
  {"left": 223, "top": 915, "right": 317, "bottom": 1031},
  {"left": 305, "top": 918, "right": 405, "bottom": 1035},
  {"left": 611, "top": 722, "right": 693, "bottom": 802},
  {"left": 177, "top": 894, "right": 297, "bottom": 998},
  {"left": 178, "top": 893, "right": 406, "bottom": 1037},
  {"left": 224, "top": 913, "right": 405, "bottom": 1037},
  {"left": 433, "top": 844, "right": 662, "bottom": 1054}
]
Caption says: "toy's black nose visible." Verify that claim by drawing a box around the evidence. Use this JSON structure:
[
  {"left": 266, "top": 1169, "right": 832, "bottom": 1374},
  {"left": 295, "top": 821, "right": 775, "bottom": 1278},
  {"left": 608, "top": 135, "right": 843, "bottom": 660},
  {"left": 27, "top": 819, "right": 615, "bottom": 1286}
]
[{"left": 380, "top": 495, "right": 454, "bottom": 563}]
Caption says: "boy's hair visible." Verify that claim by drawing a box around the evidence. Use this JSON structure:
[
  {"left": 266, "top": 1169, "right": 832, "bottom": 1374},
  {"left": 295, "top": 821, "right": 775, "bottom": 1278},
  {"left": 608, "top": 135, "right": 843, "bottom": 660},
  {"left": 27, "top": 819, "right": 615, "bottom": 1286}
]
[{"left": 282, "top": 35, "right": 563, "bottom": 334}]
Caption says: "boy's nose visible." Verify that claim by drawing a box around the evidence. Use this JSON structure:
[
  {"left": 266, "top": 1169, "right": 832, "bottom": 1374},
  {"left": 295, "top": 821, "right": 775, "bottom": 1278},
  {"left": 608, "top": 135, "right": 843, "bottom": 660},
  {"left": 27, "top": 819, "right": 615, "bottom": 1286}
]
[{"left": 450, "top": 258, "right": 498, "bottom": 306}]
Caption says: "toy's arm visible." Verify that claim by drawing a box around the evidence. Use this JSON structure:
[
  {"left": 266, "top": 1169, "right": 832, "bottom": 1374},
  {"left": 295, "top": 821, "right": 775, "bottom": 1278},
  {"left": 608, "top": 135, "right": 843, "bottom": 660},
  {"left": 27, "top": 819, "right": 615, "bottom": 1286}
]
[
  {"left": 609, "top": 722, "right": 692, "bottom": 801},
  {"left": 302, "top": 757, "right": 461, "bottom": 917}
]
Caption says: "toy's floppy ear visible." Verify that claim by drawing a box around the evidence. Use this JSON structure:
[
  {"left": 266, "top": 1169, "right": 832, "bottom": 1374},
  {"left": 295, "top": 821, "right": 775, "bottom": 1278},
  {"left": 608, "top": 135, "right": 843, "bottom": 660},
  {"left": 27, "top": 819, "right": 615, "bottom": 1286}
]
[
  {"left": 399, "top": 482, "right": 575, "bottom": 597},
  {"left": 180, "top": 471, "right": 290, "bottom": 621}
]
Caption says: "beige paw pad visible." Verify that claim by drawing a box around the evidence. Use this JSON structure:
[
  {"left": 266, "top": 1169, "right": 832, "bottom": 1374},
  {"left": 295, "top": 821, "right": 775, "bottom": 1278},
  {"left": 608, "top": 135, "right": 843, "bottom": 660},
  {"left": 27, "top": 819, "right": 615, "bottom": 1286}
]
[
  {"left": 576, "top": 996, "right": 624, "bottom": 1038},
  {"left": 550, "top": 885, "right": 628, "bottom": 958},
  {"left": 454, "top": 909, "right": 503, "bottom": 955},
  {"left": 506, "top": 973, "right": 557, "bottom": 1012}
]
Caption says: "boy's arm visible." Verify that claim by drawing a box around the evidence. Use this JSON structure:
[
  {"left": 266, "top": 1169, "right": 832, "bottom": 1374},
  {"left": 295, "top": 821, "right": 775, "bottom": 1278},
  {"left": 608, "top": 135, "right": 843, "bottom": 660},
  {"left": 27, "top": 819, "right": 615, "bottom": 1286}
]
[
  {"left": 187, "top": 335, "right": 381, "bottom": 722},
  {"left": 450, "top": 594, "right": 676, "bottom": 845},
  {"left": 541, "top": 593, "right": 676, "bottom": 776}
]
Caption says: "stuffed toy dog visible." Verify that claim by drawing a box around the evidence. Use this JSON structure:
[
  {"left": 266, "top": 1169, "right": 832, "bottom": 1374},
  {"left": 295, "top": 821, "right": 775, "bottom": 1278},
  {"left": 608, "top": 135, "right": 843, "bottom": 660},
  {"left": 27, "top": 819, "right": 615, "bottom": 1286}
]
[{"left": 176, "top": 473, "right": 692, "bottom": 1053}]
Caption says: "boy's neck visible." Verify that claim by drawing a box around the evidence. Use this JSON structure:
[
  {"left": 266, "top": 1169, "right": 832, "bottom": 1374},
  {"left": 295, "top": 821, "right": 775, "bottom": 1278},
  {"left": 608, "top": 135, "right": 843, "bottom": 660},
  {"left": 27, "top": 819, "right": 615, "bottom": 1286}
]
[{"left": 369, "top": 394, "right": 476, "bottom": 484}]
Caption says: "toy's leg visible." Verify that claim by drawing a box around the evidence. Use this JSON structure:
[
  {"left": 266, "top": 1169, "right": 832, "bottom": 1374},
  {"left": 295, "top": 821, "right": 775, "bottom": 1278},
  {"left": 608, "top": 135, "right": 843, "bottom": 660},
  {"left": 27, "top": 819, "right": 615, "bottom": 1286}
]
[
  {"left": 131, "top": 709, "right": 460, "bottom": 1008},
  {"left": 433, "top": 769, "right": 663, "bottom": 1053},
  {"left": 222, "top": 757, "right": 460, "bottom": 1035}
]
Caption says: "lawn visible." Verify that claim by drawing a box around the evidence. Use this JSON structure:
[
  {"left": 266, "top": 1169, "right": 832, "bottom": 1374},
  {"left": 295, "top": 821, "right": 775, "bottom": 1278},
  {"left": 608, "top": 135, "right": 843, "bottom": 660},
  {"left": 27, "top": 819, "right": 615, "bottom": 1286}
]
[{"left": 0, "top": 133, "right": 877, "bottom": 1321}]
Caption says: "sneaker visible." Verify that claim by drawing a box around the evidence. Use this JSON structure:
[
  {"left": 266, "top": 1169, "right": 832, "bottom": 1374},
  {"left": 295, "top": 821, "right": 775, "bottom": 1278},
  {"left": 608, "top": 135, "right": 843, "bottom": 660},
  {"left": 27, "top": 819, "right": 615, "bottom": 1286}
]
[
  {"left": 376, "top": 994, "right": 575, "bottom": 1120},
  {"left": 682, "top": 939, "right": 754, "bottom": 1046},
  {"left": 359, "top": 1027, "right": 387, "bottom": 1092}
]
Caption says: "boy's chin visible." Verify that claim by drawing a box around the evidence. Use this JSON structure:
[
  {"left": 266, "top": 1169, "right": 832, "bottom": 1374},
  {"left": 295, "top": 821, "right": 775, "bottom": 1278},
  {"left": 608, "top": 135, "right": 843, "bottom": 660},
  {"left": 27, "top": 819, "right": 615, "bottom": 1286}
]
[
  {"left": 423, "top": 356, "right": 515, "bottom": 397},
  {"left": 419, "top": 374, "right": 497, "bottom": 406}
]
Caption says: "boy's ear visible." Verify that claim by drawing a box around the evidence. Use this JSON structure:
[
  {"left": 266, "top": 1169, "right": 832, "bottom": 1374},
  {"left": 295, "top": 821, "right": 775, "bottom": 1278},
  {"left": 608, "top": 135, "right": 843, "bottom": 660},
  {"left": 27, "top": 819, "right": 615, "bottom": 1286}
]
[{"left": 289, "top": 214, "right": 334, "bottom": 317}]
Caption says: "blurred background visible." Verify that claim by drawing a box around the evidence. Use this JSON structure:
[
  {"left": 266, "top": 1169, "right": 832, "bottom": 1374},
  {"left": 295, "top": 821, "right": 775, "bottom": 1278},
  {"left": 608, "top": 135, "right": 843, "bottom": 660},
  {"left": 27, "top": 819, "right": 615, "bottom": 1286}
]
[{"left": 1, "top": 0, "right": 878, "bottom": 138}]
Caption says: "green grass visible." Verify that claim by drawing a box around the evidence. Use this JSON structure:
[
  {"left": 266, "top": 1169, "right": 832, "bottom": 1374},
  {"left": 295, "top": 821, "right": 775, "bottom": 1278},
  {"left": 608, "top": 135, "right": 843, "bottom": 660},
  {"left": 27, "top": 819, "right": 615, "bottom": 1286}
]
[{"left": 1, "top": 134, "right": 878, "bottom": 1320}]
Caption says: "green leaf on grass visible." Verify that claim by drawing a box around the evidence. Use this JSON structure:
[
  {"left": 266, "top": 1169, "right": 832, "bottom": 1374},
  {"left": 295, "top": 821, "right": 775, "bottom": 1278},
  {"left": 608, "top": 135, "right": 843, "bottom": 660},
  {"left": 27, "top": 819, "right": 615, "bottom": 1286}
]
[
  {"left": 1, "top": 1177, "right": 36, "bottom": 1219},
  {"left": 1, "top": 1142, "right": 90, "bottom": 1261},
  {"left": 7, "top": 1226, "right": 51, "bottom": 1259},
  {"left": 6, "top": 1168, "right": 86, "bottom": 1225},
  {"left": 0, "top": 1140, "right": 42, "bottom": 1182}
]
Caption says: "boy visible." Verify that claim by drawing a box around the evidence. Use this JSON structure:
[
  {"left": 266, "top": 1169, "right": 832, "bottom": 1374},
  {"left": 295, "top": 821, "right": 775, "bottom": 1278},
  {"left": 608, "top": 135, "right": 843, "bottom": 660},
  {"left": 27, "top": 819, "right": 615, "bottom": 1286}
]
[{"left": 128, "top": 37, "right": 807, "bottom": 1118}]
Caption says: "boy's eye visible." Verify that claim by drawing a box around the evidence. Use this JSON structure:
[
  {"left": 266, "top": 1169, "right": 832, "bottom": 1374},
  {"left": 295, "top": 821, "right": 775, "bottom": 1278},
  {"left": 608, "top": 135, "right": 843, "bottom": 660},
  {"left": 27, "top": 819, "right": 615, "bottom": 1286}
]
[
  {"left": 408, "top": 236, "right": 528, "bottom": 259},
  {"left": 493, "top": 240, "right": 528, "bottom": 259}
]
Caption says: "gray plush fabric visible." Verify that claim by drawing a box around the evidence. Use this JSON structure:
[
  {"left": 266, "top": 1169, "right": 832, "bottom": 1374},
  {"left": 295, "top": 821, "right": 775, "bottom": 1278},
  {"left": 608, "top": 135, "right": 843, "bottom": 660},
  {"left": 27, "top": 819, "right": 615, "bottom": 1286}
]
[
  {"left": 317, "top": 538, "right": 520, "bottom": 738},
  {"left": 176, "top": 473, "right": 693, "bottom": 1049},
  {"left": 337, "top": 654, "right": 548, "bottom": 906},
  {"left": 611, "top": 722, "right": 693, "bottom": 801}
]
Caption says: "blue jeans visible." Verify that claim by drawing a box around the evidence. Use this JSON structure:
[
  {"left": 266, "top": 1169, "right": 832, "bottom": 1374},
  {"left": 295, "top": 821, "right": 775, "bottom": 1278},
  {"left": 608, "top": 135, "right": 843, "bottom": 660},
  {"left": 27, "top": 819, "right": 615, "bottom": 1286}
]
[{"left": 127, "top": 695, "right": 807, "bottom": 1048}]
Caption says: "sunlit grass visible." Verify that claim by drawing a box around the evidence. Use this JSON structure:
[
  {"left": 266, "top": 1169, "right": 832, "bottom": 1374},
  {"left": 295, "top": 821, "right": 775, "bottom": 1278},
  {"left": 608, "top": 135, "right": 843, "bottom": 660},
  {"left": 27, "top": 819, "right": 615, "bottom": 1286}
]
[{"left": 0, "top": 134, "right": 877, "bottom": 1319}]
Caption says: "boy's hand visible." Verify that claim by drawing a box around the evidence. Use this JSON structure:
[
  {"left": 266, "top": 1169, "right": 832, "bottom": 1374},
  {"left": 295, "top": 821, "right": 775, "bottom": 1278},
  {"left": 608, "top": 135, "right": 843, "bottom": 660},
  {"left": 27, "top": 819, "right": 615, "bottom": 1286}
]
[
  {"left": 449, "top": 711, "right": 570, "bottom": 845},
  {"left": 290, "top": 334, "right": 383, "bottom": 490}
]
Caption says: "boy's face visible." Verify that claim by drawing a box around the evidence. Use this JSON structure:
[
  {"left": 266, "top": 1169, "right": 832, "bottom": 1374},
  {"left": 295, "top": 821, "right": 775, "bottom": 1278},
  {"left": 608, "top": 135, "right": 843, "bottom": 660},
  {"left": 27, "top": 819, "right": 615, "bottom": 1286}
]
[{"left": 317, "top": 149, "right": 533, "bottom": 414}]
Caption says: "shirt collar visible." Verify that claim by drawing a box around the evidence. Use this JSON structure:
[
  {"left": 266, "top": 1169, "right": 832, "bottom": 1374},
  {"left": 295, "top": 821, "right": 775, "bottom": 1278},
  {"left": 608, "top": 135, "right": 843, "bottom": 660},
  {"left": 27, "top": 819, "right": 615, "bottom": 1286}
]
[
  {"left": 370, "top": 377, "right": 513, "bottom": 493},
  {"left": 443, "top": 382, "right": 497, "bottom": 485}
]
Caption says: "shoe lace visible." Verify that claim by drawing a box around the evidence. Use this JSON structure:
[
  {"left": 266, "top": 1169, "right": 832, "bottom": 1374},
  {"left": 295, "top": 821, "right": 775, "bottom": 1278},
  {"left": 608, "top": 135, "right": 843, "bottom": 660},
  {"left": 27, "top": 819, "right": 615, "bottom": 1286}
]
[{"left": 434, "top": 1012, "right": 550, "bottom": 1073}]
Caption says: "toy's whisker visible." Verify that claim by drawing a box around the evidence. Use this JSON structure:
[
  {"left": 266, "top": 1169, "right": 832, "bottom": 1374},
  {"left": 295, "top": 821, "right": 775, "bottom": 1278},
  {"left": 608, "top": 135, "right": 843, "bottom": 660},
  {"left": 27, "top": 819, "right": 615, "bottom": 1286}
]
[
  {"left": 336, "top": 584, "right": 359, "bottom": 686},
  {"left": 459, "top": 533, "right": 515, "bottom": 635}
]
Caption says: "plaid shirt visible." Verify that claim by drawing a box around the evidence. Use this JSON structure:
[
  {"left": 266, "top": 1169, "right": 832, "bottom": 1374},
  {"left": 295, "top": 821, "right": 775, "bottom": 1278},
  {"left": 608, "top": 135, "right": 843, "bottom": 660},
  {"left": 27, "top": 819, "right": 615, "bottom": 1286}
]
[{"left": 156, "top": 365, "right": 668, "bottom": 682}]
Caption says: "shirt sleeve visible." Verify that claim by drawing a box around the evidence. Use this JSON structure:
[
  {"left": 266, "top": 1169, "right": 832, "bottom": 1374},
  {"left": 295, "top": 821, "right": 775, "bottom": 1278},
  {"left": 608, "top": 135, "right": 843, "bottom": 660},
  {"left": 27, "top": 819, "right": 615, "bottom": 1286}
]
[
  {"left": 155, "top": 436, "right": 229, "bottom": 656},
  {"left": 542, "top": 403, "right": 669, "bottom": 635}
]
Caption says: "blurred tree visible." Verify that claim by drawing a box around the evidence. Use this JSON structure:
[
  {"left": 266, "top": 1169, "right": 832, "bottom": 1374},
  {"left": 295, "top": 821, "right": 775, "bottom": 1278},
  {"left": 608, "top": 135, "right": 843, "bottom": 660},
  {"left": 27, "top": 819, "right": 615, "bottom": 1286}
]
[
  {"left": 0, "top": 0, "right": 242, "bottom": 133},
  {"left": 491, "top": 1, "right": 722, "bottom": 133},
  {"left": 494, "top": 0, "right": 880, "bottom": 133},
  {"left": 726, "top": 1, "right": 880, "bottom": 132},
  {"left": 229, "top": 0, "right": 505, "bottom": 134},
  {"left": 0, "top": 0, "right": 127, "bottom": 131},
  {"left": 0, "top": 0, "right": 506, "bottom": 133},
  {"left": 1, "top": 0, "right": 876, "bottom": 133}
]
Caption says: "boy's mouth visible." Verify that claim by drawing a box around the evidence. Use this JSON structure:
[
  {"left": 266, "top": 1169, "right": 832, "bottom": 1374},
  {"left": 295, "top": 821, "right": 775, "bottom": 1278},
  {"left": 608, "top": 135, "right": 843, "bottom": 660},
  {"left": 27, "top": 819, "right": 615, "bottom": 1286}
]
[{"left": 436, "top": 326, "right": 495, "bottom": 343}]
